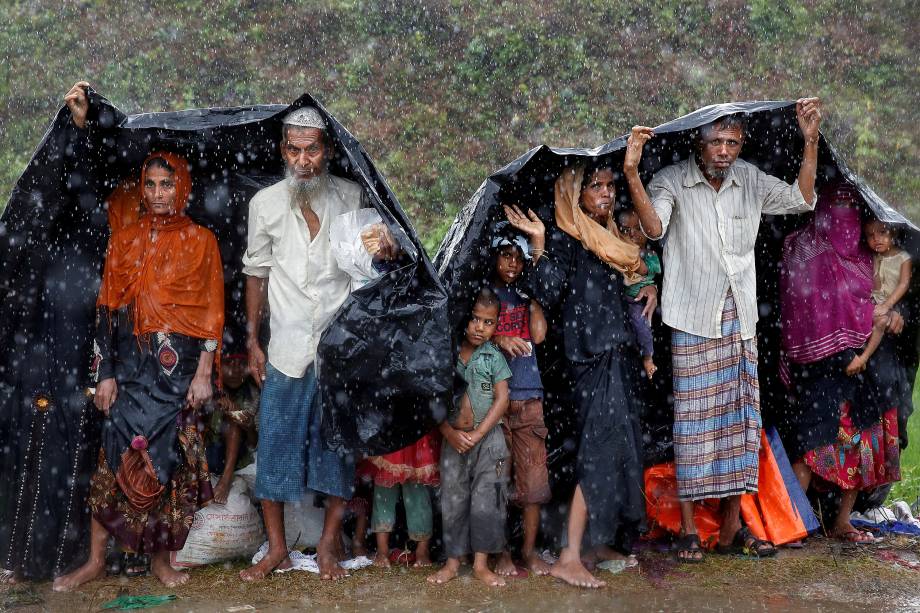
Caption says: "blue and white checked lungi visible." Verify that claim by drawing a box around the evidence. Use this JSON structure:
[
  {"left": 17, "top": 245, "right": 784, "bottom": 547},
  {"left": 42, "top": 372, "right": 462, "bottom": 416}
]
[{"left": 254, "top": 363, "right": 355, "bottom": 502}]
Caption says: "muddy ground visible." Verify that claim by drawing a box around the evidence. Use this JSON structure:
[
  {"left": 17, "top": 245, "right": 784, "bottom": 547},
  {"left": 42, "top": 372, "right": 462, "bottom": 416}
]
[{"left": 4, "top": 535, "right": 920, "bottom": 612}]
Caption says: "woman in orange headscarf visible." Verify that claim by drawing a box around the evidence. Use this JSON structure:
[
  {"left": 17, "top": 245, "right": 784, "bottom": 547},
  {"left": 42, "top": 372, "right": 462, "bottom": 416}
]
[{"left": 54, "top": 150, "right": 224, "bottom": 591}]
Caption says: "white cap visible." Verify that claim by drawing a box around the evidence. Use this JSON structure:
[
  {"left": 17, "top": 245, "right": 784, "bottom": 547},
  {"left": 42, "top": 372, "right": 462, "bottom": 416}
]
[{"left": 282, "top": 106, "right": 325, "bottom": 129}]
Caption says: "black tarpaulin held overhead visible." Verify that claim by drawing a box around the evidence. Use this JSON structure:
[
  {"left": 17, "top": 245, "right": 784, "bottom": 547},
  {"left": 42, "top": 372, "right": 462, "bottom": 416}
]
[
  {"left": 434, "top": 100, "right": 919, "bottom": 505},
  {"left": 0, "top": 89, "right": 449, "bottom": 579}
]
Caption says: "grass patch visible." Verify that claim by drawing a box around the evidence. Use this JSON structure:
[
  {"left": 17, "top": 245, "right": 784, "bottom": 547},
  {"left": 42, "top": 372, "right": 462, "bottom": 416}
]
[{"left": 890, "top": 371, "right": 920, "bottom": 504}]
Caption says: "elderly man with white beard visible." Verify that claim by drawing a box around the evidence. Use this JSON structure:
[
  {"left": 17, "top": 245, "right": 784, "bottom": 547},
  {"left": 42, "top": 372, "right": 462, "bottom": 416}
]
[{"left": 240, "top": 107, "right": 398, "bottom": 581}]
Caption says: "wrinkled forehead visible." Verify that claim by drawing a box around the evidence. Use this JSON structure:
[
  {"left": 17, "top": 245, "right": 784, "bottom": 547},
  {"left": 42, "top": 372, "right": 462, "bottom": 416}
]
[
  {"left": 283, "top": 126, "right": 326, "bottom": 147},
  {"left": 702, "top": 121, "right": 744, "bottom": 140}
]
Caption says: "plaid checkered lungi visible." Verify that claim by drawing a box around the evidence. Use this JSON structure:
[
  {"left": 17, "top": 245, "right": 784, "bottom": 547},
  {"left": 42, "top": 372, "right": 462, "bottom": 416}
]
[{"left": 672, "top": 292, "right": 761, "bottom": 501}]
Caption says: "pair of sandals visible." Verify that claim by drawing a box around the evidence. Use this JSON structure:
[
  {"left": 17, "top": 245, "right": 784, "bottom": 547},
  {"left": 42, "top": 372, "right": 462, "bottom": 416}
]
[{"left": 676, "top": 527, "right": 777, "bottom": 563}]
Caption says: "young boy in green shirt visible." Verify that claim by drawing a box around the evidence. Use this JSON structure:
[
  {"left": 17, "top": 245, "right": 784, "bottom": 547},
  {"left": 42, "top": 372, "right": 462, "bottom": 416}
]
[{"left": 427, "top": 289, "right": 512, "bottom": 587}]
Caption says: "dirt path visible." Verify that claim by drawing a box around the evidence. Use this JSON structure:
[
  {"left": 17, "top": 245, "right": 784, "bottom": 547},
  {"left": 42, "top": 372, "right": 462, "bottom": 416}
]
[{"left": 4, "top": 536, "right": 919, "bottom": 612}]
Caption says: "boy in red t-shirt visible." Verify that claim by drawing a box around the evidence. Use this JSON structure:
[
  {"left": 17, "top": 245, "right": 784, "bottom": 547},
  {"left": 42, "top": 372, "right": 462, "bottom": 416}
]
[{"left": 489, "top": 230, "right": 552, "bottom": 576}]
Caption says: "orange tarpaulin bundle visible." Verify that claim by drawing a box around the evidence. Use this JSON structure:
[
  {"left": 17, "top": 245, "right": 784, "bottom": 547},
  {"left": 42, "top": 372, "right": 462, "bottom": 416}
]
[{"left": 644, "top": 431, "right": 811, "bottom": 548}]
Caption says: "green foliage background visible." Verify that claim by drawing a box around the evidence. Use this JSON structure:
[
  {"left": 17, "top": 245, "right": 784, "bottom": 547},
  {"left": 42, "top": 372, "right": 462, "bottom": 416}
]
[{"left": 1, "top": 0, "right": 917, "bottom": 253}]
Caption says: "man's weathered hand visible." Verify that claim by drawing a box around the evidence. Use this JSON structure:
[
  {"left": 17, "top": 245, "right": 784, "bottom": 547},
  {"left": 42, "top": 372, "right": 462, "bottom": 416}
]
[
  {"left": 796, "top": 97, "right": 822, "bottom": 143},
  {"left": 247, "top": 340, "right": 268, "bottom": 387},
  {"left": 362, "top": 223, "right": 400, "bottom": 262},
  {"left": 494, "top": 335, "right": 531, "bottom": 359},
  {"left": 64, "top": 81, "right": 91, "bottom": 130},
  {"left": 624, "top": 126, "right": 654, "bottom": 172},
  {"left": 636, "top": 285, "right": 658, "bottom": 324},
  {"left": 94, "top": 377, "right": 117, "bottom": 416}
]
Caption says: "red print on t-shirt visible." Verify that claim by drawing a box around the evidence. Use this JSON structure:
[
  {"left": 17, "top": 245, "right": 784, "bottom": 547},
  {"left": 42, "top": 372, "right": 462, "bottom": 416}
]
[{"left": 494, "top": 302, "right": 531, "bottom": 340}]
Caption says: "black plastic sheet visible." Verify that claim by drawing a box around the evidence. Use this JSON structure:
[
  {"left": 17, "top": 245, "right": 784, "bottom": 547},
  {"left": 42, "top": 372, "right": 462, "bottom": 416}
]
[
  {"left": 434, "top": 100, "right": 919, "bottom": 499},
  {"left": 0, "top": 90, "right": 449, "bottom": 578}
]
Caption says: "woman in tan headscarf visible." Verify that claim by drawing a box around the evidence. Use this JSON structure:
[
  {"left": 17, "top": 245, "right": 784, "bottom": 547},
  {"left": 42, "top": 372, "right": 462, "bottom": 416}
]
[{"left": 505, "top": 159, "right": 652, "bottom": 589}]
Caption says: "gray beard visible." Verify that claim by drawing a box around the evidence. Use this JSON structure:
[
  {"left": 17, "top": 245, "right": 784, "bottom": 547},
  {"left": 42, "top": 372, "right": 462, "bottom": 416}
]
[
  {"left": 286, "top": 167, "right": 327, "bottom": 205},
  {"left": 698, "top": 158, "right": 731, "bottom": 180}
]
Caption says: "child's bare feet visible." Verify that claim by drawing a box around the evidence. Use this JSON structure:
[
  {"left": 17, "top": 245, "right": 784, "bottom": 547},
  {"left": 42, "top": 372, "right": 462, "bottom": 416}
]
[
  {"left": 413, "top": 540, "right": 432, "bottom": 567},
  {"left": 643, "top": 356, "right": 657, "bottom": 379},
  {"left": 473, "top": 563, "right": 506, "bottom": 587},
  {"left": 524, "top": 550, "right": 552, "bottom": 575},
  {"left": 494, "top": 551, "right": 517, "bottom": 576},
  {"left": 427, "top": 558, "right": 460, "bottom": 584},
  {"left": 373, "top": 550, "right": 391, "bottom": 567},
  {"left": 151, "top": 552, "right": 188, "bottom": 588},
  {"left": 550, "top": 552, "right": 605, "bottom": 589},
  {"left": 52, "top": 558, "right": 105, "bottom": 592},
  {"left": 212, "top": 475, "right": 232, "bottom": 505}
]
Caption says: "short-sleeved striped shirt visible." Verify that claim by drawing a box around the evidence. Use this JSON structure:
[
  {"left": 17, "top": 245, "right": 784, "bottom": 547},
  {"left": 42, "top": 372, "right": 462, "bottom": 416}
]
[{"left": 644, "top": 157, "right": 815, "bottom": 340}]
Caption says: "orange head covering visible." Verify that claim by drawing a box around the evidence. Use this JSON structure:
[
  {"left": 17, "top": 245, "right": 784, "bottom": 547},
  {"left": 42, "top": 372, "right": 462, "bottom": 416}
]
[{"left": 97, "top": 151, "right": 224, "bottom": 353}]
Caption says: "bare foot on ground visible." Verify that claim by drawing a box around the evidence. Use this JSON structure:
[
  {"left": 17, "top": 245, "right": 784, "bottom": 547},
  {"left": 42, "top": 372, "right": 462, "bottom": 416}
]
[
  {"left": 212, "top": 475, "right": 232, "bottom": 505},
  {"left": 373, "top": 550, "right": 391, "bottom": 568},
  {"left": 52, "top": 559, "right": 105, "bottom": 592},
  {"left": 550, "top": 556, "right": 606, "bottom": 589},
  {"left": 473, "top": 563, "right": 507, "bottom": 587},
  {"left": 594, "top": 544, "right": 638, "bottom": 567},
  {"left": 317, "top": 541, "right": 348, "bottom": 580},
  {"left": 239, "top": 547, "right": 292, "bottom": 582},
  {"left": 524, "top": 550, "right": 552, "bottom": 575},
  {"left": 427, "top": 558, "right": 460, "bottom": 584},
  {"left": 151, "top": 554, "right": 188, "bottom": 588},
  {"left": 413, "top": 541, "right": 432, "bottom": 567},
  {"left": 495, "top": 551, "right": 517, "bottom": 576}
]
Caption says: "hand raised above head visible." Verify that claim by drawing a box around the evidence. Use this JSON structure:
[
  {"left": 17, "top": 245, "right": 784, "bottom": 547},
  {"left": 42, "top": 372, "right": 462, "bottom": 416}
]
[
  {"left": 503, "top": 204, "right": 545, "bottom": 240},
  {"left": 64, "top": 81, "right": 91, "bottom": 130},
  {"left": 796, "top": 97, "right": 822, "bottom": 142},
  {"left": 624, "top": 126, "right": 654, "bottom": 172}
]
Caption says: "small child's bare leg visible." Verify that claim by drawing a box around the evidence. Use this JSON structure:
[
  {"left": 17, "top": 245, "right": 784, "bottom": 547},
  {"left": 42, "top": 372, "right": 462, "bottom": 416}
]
[
  {"left": 413, "top": 539, "right": 432, "bottom": 567},
  {"left": 472, "top": 552, "right": 506, "bottom": 587},
  {"left": 643, "top": 355, "right": 657, "bottom": 379},
  {"left": 522, "top": 503, "right": 551, "bottom": 575},
  {"left": 352, "top": 504, "right": 368, "bottom": 557},
  {"left": 373, "top": 532, "right": 391, "bottom": 567},
  {"left": 427, "top": 557, "right": 461, "bottom": 584},
  {"left": 214, "top": 422, "right": 242, "bottom": 505}
]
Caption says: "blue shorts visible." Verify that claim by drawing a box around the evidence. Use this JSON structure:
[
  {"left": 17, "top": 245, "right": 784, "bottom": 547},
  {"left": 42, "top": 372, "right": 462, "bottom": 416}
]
[{"left": 254, "top": 363, "right": 355, "bottom": 502}]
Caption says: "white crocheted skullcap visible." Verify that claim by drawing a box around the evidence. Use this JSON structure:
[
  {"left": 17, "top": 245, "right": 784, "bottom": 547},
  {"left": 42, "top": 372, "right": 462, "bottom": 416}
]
[{"left": 282, "top": 106, "right": 325, "bottom": 130}]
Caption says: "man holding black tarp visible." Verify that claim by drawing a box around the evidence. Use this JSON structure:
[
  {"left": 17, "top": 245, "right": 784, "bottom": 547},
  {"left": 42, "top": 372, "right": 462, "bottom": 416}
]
[
  {"left": 240, "top": 107, "right": 399, "bottom": 581},
  {"left": 623, "top": 98, "right": 822, "bottom": 562}
]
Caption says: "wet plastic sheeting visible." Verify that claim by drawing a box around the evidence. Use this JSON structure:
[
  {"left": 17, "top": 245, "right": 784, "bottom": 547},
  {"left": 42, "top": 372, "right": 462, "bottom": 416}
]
[
  {"left": 434, "top": 100, "right": 919, "bottom": 514},
  {"left": 0, "top": 90, "right": 449, "bottom": 578}
]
